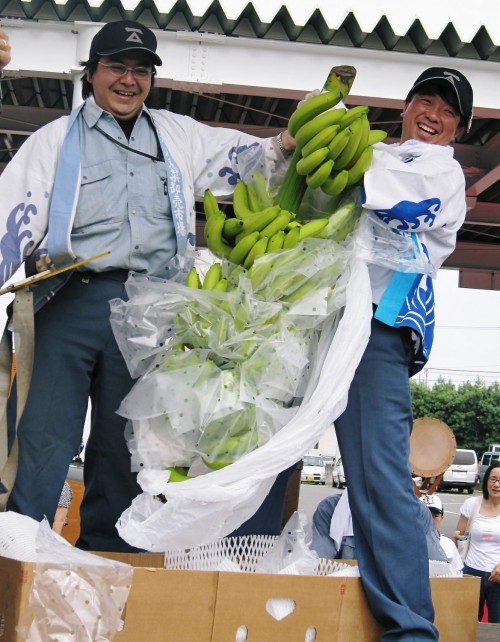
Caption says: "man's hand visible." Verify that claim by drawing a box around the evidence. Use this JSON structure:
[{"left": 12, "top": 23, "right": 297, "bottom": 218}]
[
  {"left": 280, "top": 129, "right": 296, "bottom": 154},
  {"left": 0, "top": 25, "right": 11, "bottom": 72}
]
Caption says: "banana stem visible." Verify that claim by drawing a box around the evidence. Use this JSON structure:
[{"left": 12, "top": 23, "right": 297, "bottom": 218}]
[{"left": 275, "top": 147, "right": 308, "bottom": 212}]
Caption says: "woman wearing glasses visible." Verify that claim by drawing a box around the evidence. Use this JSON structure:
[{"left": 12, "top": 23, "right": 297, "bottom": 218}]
[{"left": 455, "top": 462, "right": 500, "bottom": 622}]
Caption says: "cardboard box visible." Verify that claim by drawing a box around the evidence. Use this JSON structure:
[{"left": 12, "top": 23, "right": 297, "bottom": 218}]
[{"left": 0, "top": 553, "right": 480, "bottom": 642}]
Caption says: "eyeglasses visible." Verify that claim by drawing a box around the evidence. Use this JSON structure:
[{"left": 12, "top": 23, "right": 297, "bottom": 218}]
[
  {"left": 488, "top": 476, "right": 500, "bottom": 485},
  {"left": 430, "top": 510, "right": 443, "bottom": 517},
  {"left": 98, "top": 61, "right": 153, "bottom": 80}
]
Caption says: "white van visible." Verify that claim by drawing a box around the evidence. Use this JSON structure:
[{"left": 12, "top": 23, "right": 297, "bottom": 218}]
[{"left": 438, "top": 449, "right": 478, "bottom": 494}]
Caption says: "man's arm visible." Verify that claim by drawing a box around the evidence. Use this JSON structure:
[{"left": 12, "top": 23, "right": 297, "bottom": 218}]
[
  {"left": 0, "top": 25, "right": 11, "bottom": 72},
  {"left": 0, "top": 24, "right": 11, "bottom": 108}
]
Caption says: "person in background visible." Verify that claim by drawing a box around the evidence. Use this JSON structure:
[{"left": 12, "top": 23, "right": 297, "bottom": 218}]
[
  {"left": 331, "top": 66, "right": 474, "bottom": 640},
  {"left": 311, "top": 489, "right": 448, "bottom": 565},
  {"left": 455, "top": 463, "right": 500, "bottom": 622},
  {"left": 419, "top": 494, "right": 463, "bottom": 572},
  {"left": 0, "top": 20, "right": 294, "bottom": 552},
  {"left": 52, "top": 480, "right": 73, "bottom": 535},
  {"left": 310, "top": 489, "right": 355, "bottom": 560}
]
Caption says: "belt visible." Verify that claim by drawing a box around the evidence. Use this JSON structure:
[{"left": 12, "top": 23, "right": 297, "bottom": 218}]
[{"left": 75, "top": 269, "right": 129, "bottom": 283}]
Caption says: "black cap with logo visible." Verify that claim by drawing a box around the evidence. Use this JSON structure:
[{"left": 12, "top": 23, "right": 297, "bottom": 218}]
[
  {"left": 89, "top": 20, "right": 162, "bottom": 67},
  {"left": 406, "top": 67, "right": 473, "bottom": 132}
]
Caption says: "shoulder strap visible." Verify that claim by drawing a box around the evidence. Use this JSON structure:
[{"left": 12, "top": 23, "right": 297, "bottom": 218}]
[
  {"left": 47, "top": 104, "right": 84, "bottom": 267},
  {"left": 0, "top": 289, "right": 34, "bottom": 510}
]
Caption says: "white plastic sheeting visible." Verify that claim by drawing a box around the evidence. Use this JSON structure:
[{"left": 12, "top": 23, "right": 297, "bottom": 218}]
[{"left": 111, "top": 252, "right": 372, "bottom": 551}]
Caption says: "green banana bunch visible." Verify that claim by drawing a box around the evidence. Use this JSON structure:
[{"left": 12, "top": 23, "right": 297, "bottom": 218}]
[{"left": 276, "top": 65, "right": 357, "bottom": 213}]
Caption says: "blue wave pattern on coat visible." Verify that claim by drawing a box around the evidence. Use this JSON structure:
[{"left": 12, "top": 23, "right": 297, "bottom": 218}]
[
  {"left": 0, "top": 199, "right": 37, "bottom": 283},
  {"left": 218, "top": 142, "right": 261, "bottom": 185},
  {"left": 373, "top": 197, "right": 441, "bottom": 375},
  {"left": 373, "top": 197, "right": 440, "bottom": 231}
]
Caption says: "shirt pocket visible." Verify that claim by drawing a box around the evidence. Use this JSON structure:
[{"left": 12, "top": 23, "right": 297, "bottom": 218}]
[{"left": 73, "top": 160, "right": 120, "bottom": 230}]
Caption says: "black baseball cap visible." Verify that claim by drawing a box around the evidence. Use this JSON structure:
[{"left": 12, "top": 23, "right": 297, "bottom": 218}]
[
  {"left": 89, "top": 20, "right": 162, "bottom": 67},
  {"left": 406, "top": 67, "right": 473, "bottom": 132}
]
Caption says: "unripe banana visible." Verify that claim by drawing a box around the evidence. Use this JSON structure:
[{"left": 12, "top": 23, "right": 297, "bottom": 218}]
[
  {"left": 306, "top": 159, "right": 334, "bottom": 190},
  {"left": 321, "top": 170, "right": 349, "bottom": 196},
  {"left": 223, "top": 217, "right": 244, "bottom": 238},
  {"left": 232, "top": 181, "right": 255, "bottom": 219},
  {"left": 203, "top": 431, "right": 259, "bottom": 469},
  {"left": 346, "top": 145, "right": 374, "bottom": 186},
  {"left": 247, "top": 257, "right": 271, "bottom": 290},
  {"left": 214, "top": 278, "right": 228, "bottom": 292},
  {"left": 348, "top": 114, "right": 371, "bottom": 166},
  {"left": 204, "top": 210, "right": 233, "bottom": 259},
  {"left": 319, "top": 199, "right": 361, "bottom": 242},
  {"left": 334, "top": 117, "right": 365, "bottom": 170},
  {"left": 243, "top": 235, "right": 269, "bottom": 270},
  {"left": 339, "top": 105, "right": 370, "bottom": 130},
  {"left": 282, "top": 278, "right": 318, "bottom": 305},
  {"left": 300, "top": 125, "right": 340, "bottom": 159},
  {"left": 246, "top": 184, "right": 262, "bottom": 212},
  {"left": 288, "top": 90, "right": 342, "bottom": 138},
  {"left": 367, "top": 129, "right": 388, "bottom": 145},
  {"left": 298, "top": 218, "right": 329, "bottom": 240},
  {"left": 327, "top": 128, "right": 351, "bottom": 161},
  {"left": 295, "top": 109, "right": 345, "bottom": 148},
  {"left": 167, "top": 467, "right": 190, "bottom": 482},
  {"left": 259, "top": 210, "right": 292, "bottom": 237},
  {"left": 296, "top": 147, "right": 330, "bottom": 176},
  {"left": 238, "top": 204, "right": 281, "bottom": 237},
  {"left": 228, "top": 230, "right": 260, "bottom": 265},
  {"left": 266, "top": 230, "right": 286, "bottom": 253},
  {"left": 282, "top": 226, "right": 301, "bottom": 249},
  {"left": 202, "top": 262, "right": 222, "bottom": 290},
  {"left": 185, "top": 266, "right": 201, "bottom": 289},
  {"left": 203, "top": 189, "right": 220, "bottom": 220}
]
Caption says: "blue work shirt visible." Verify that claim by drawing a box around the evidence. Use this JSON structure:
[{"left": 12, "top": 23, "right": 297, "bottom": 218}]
[{"left": 72, "top": 100, "right": 176, "bottom": 276}]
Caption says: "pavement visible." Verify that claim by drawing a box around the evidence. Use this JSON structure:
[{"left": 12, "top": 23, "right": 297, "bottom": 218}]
[{"left": 477, "top": 623, "right": 500, "bottom": 641}]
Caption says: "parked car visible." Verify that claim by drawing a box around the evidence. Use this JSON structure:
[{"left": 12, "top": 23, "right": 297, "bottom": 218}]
[
  {"left": 479, "top": 451, "right": 500, "bottom": 484},
  {"left": 332, "top": 457, "right": 346, "bottom": 489},
  {"left": 300, "top": 455, "right": 326, "bottom": 485},
  {"left": 438, "top": 448, "right": 478, "bottom": 494}
]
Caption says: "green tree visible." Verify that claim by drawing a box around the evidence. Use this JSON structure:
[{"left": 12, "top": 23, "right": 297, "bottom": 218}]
[{"left": 410, "top": 378, "right": 500, "bottom": 454}]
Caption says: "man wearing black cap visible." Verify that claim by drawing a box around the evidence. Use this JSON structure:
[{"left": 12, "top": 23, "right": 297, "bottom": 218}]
[
  {"left": 333, "top": 67, "right": 473, "bottom": 640},
  {"left": 0, "top": 20, "right": 292, "bottom": 551}
]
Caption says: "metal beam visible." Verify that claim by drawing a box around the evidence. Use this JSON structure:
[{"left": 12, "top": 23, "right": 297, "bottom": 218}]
[
  {"left": 3, "top": 19, "right": 500, "bottom": 112},
  {"left": 446, "top": 241, "right": 500, "bottom": 270}
]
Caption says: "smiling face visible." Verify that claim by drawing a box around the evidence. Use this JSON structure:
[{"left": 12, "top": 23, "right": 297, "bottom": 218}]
[
  {"left": 86, "top": 53, "right": 153, "bottom": 121},
  {"left": 487, "top": 466, "right": 500, "bottom": 499},
  {"left": 400, "top": 92, "right": 463, "bottom": 146}
]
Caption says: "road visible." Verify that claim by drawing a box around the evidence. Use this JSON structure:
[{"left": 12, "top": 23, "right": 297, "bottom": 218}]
[{"left": 297, "top": 482, "right": 479, "bottom": 540}]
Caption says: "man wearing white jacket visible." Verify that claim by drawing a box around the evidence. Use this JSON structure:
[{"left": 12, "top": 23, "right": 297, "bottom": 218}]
[
  {"left": 334, "top": 67, "right": 473, "bottom": 641},
  {"left": 0, "top": 20, "right": 293, "bottom": 551}
]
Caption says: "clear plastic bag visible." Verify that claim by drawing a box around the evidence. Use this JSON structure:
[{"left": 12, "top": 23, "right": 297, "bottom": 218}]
[{"left": 355, "top": 209, "right": 435, "bottom": 276}]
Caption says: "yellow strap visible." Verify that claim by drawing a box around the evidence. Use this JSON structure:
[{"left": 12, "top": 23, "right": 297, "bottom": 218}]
[{"left": 0, "top": 289, "right": 34, "bottom": 510}]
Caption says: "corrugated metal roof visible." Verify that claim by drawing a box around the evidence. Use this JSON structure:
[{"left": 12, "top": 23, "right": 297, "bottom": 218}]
[
  {"left": 1, "top": 1, "right": 500, "bottom": 289},
  {"left": 1, "top": 0, "right": 500, "bottom": 61}
]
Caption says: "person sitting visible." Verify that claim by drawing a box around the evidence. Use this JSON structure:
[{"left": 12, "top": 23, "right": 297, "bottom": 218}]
[
  {"left": 419, "top": 493, "right": 463, "bottom": 572},
  {"left": 310, "top": 489, "right": 355, "bottom": 560},
  {"left": 311, "top": 488, "right": 448, "bottom": 564}
]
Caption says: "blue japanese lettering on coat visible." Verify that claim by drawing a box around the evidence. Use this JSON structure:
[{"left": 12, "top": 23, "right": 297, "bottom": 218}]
[
  {"left": 218, "top": 142, "right": 260, "bottom": 186},
  {"left": 394, "top": 273, "right": 435, "bottom": 374},
  {"left": 374, "top": 198, "right": 441, "bottom": 231},
  {"left": 0, "top": 201, "right": 37, "bottom": 283}
]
